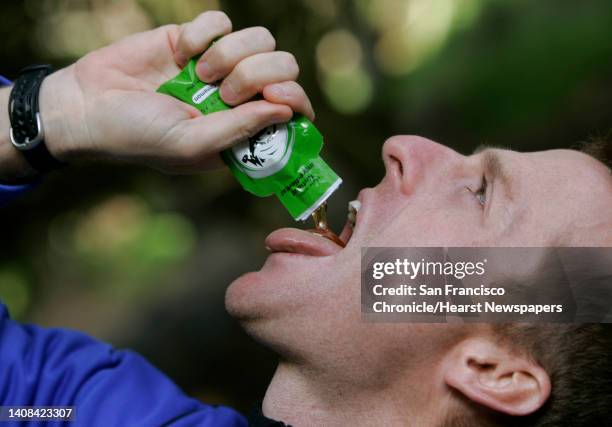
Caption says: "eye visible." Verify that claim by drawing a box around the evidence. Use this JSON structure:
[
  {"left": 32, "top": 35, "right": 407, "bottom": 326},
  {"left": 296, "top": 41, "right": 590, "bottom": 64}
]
[{"left": 474, "top": 175, "right": 487, "bottom": 206}]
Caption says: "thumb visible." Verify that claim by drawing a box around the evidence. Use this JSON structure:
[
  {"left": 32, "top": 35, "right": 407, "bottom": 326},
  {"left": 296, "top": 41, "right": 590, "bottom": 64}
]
[{"left": 167, "top": 100, "right": 293, "bottom": 170}]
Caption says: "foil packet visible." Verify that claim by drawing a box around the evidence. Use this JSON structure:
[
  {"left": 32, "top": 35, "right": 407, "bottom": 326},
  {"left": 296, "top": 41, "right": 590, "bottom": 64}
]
[{"left": 157, "top": 58, "right": 342, "bottom": 221}]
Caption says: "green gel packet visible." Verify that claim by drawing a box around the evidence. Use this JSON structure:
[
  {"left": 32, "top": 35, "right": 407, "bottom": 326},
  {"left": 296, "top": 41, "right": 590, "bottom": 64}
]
[{"left": 157, "top": 59, "right": 342, "bottom": 221}]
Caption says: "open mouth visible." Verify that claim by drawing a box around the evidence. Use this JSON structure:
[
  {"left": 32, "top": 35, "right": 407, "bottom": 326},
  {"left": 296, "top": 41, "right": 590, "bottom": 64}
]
[{"left": 265, "top": 197, "right": 362, "bottom": 257}]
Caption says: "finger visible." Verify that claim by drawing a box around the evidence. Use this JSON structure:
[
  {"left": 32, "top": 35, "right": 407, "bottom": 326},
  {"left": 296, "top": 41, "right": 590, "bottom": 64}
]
[
  {"left": 174, "top": 11, "right": 232, "bottom": 67},
  {"left": 219, "top": 51, "right": 299, "bottom": 105},
  {"left": 196, "top": 26, "right": 276, "bottom": 82},
  {"left": 263, "top": 81, "right": 315, "bottom": 121},
  {"left": 168, "top": 100, "right": 293, "bottom": 168}
]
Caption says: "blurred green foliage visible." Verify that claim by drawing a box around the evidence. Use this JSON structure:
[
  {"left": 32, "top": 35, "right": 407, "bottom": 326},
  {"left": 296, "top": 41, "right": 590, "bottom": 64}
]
[{"left": 1, "top": 0, "right": 611, "bottom": 413}]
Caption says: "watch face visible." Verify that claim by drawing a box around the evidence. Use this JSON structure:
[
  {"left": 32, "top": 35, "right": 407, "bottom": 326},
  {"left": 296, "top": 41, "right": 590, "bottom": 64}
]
[{"left": 10, "top": 113, "right": 44, "bottom": 151}]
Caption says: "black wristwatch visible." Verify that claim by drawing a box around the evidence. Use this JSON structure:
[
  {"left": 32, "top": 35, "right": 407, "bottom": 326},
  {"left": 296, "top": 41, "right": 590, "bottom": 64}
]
[{"left": 8, "top": 64, "right": 64, "bottom": 173}]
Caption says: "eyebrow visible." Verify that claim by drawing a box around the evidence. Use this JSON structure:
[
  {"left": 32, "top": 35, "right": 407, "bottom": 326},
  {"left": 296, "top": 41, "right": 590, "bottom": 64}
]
[{"left": 473, "top": 146, "right": 513, "bottom": 198}]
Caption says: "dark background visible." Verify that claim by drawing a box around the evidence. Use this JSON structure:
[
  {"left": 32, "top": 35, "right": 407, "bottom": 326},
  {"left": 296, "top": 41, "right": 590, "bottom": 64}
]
[{"left": 1, "top": 0, "right": 611, "bottom": 412}]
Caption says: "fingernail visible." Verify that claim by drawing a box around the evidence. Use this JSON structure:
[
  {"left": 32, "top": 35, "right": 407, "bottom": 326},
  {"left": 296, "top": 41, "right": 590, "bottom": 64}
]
[
  {"left": 221, "top": 82, "right": 238, "bottom": 103},
  {"left": 197, "top": 61, "right": 214, "bottom": 81}
]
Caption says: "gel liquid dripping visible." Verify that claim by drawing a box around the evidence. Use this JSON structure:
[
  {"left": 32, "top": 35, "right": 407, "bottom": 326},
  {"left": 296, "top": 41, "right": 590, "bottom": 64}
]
[{"left": 309, "top": 202, "right": 345, "bottom": 247}]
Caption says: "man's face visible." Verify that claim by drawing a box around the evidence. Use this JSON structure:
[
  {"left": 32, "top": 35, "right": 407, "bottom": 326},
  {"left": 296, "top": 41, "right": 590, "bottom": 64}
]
[{"left": 226, "top": 136, "right": 612, "bottom": 384}]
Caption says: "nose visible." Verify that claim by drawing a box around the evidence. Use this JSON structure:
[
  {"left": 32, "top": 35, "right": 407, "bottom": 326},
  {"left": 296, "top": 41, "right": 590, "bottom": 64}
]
[{"left": 382, "top": 135, "right": 457, "bottom": 194}]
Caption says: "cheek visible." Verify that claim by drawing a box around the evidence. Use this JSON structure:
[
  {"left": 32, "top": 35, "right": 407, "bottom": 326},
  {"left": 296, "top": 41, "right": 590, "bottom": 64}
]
[
  {"left": 396, "top": 191, "right": 486, "bottom": 245},
  {"left": 368, "top": 210, "right": 473, "bottom": 246}
]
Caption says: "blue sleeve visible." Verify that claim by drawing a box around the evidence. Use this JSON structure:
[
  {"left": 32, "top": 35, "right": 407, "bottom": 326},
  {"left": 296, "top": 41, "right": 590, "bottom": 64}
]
[
  {"left": 0, "top": 75, "right": 37, "bottom": 206},
  {"left": 0, "top": 182, "right": 37, "bottom": 207},
  {"left": 0, "top": 303, "right": 246, "bottom": 427}
]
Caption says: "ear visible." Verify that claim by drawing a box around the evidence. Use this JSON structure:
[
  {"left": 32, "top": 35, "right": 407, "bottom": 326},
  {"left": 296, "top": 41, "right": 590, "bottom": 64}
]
[{"left": 443, "top": 338, "right": 551, "bottom": 416}]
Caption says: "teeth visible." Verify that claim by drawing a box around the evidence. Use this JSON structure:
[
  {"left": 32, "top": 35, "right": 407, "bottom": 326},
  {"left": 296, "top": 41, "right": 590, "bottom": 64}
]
[{"left": 348, "top": 200, "right": 361, "bottom": 227}]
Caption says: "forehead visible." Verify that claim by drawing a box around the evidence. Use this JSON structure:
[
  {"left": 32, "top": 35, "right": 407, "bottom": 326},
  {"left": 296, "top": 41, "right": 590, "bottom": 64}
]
[
  {"left": 497, "top": 148, "right": 611, "bottom": 190},
  {"left": 492, "top": 148, "right": 612, "bottom": 243}
]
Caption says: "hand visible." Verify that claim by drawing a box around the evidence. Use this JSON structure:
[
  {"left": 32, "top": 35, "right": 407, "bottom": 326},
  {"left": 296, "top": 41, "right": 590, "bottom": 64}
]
[{"left": 39, "top": 11, "right": 314, "bottom": 173}]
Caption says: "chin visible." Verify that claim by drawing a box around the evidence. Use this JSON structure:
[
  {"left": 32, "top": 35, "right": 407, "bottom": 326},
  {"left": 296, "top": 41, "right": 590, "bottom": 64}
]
[
  {"left": 225, "top": 270, "right": 264, "bottom": 321},
  {"left": 224, "top": 266, "right": 304, "bottom": 357},
  {"left": 227, "top": 248, "right": 329, "bottom": 314},
  {"left": 226, "top": 253, "right": 340, "bottom": 350},
  {"left": 225, "top": 255, "right": 299, "bottom": 320}
]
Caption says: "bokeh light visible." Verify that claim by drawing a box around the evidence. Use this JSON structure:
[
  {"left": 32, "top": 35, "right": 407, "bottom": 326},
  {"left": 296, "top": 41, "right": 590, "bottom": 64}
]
[
  {"left": 316, "top": 29, "right": 372, "bottom": 113},
  {"left": 374, "top": 0, "right": 456, "bottom": 75},
  {"left": 139, "top": 0, "right": 220, "bottom": 24},
  {"left": 302, "top": 0, "right": 338, "bottom": 20},
  {"left": 0, "top": 268, "right": 30, "bottom": 318},
  {"left": 355, "top": 0, "right": 484, "bottom": 76},
  {"left": 71, "top": 194, "right": 196, "bottom": 269},
  {"left": 321, "top": 67, "right": 373, "bottom": 114},
  {"left": 29, "top": 0, "right": 220, "bottom": 60},
  {"left": 316, "top": 29, "right": 363, "bottom": 75},
  {"left": 75, "top": 195, "right": 149, "bottom": 256}
]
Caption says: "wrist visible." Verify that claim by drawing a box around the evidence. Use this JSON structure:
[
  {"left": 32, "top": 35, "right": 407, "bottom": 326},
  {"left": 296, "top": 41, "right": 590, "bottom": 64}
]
[
  {"left": 39, "top": 65, "right": 88, "bottom": 162},
  {"left": 0, "top": 66, "right": 87, "bottom": 183}
]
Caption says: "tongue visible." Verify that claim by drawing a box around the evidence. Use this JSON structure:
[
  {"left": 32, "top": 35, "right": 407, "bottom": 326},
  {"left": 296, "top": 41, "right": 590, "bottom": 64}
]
[
  {"left": 265, "top": 228, "right": 344, "bottom": 257},
  {"left": 307, "top": 228, "right": 345, "bottom": 247}
]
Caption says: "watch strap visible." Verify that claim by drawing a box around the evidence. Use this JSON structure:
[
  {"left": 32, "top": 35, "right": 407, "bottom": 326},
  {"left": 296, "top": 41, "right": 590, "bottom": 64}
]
[{"left": 9, "top": 65, "right": 64, "bottom": 173}]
